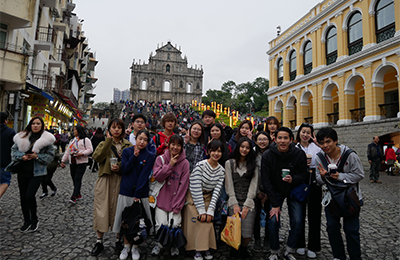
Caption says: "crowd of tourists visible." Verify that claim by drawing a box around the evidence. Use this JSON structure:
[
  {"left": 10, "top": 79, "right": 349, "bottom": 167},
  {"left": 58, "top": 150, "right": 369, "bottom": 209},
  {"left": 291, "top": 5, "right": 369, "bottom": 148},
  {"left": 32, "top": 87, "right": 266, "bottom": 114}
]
[{"left": 4, "top": 104, "right": 398, "bottom": 260}]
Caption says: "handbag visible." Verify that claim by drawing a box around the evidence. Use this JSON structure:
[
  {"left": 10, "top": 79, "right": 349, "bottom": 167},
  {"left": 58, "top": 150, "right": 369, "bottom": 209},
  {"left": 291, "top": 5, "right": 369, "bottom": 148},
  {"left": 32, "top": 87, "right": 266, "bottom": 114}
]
[
  {"left": 6, "top": 141, "right": 36, "bottom": 174},
  {"left": 119, "top": 201, "right": 151, "bottom": 245},
  {"left": 290, "top": 182, "right": 310, "bottom": 202},
  {"left": 221, "top": 212, "right": 241, "bottom": 250},
  {"left": 325, "top": 178, "right": 360, "bottom": 217}
]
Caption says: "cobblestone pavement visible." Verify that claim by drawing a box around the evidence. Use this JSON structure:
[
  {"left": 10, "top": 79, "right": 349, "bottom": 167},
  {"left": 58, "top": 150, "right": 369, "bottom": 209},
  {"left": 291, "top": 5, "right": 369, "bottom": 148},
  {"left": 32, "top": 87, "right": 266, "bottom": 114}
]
[{"left": 0, "top": 166, "right": 399, "bottom": 260}]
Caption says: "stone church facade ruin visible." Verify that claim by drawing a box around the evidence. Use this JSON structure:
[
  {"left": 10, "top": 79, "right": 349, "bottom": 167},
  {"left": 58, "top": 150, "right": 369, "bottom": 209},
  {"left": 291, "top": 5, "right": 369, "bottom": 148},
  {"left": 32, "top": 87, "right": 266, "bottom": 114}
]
[{"left": 130, "top": 42, "right": 203, "bottom": 104}]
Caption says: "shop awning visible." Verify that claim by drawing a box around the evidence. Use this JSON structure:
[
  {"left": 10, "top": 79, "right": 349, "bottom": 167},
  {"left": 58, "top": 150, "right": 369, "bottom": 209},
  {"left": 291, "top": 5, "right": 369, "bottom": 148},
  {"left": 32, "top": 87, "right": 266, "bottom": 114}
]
[
  {"left": 52, "top": 91, "right": 77, "bottom": 110},
  {"left": 26, "top": 83, "right": 54, "bottom": 101}
]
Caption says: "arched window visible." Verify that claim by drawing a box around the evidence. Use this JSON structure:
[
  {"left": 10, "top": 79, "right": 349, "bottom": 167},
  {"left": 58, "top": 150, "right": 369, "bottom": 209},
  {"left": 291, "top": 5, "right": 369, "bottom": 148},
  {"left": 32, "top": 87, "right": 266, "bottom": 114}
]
[
  {"left": 151, "top": 79, "right": 155, "bottom": 86},
  {"left": 303, "top": 41, "right": 312, "bottom": 75},
  {"left": 166, "top": 64, "right": 170, "bottom": 72},
  {"left": 141, "top": 80, "right": 147, "bottom": 90},
  {"left": 348, "top": 12, "right": 363, "bottom": 55},
  {"left": 326, "top": 27, "right": 337, "bottom": 65},
  {"left": 277, "top": 58, "right": 283, "bottom": 86},
  {"left": 196, "top": 83, "right": 200, "bottom": 89},
  {"left": 186, "top": 83, "right": 192, "bottom": 93},
  {"left": 163, "top": 81, "right": 171, "bottom": 92},
  {"left": 289, "top": 50, "right": 297, "bottom": 81},
  {"left": 133, "top": 77, "right": 137, "bottom": 84},
  {"left": 375, "top": 0, "right": 395, "bottom": 43},
  {"left": 180, "top": 81, "right": 183, "bottom": 88}
]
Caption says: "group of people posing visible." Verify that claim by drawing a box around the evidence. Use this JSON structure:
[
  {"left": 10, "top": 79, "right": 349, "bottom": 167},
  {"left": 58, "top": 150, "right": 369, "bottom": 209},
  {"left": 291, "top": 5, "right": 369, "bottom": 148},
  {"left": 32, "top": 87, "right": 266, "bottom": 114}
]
[{"left": 2, "top": 109, "right": 366, "bottom": 260}]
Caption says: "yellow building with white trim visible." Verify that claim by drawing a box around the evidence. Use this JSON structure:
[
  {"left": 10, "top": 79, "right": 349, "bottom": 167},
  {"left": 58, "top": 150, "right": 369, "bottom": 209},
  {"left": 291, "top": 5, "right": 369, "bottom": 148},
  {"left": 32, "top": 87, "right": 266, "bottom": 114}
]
[{"left": 267, "top": 0, "right": 399, "bottom": 129}]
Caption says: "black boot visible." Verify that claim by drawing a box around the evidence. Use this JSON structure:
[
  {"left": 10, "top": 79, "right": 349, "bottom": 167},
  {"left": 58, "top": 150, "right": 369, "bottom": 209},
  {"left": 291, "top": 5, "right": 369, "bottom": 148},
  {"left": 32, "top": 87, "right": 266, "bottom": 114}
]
[{"left": 239, "top": 246, "right": 251, "bottom": 259}]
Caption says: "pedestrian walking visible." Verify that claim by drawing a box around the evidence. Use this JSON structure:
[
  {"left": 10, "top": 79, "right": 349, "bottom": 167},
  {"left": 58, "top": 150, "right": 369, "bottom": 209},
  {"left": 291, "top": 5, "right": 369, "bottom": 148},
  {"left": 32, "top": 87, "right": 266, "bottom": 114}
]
[
  {"left": 39, "top": 142, "right": 62, "bottom": 199},
  {"left": 6, "top": 116, "right": 55, "bottom": 232},
  {"left": 0, "top": 112, "right": 16, "bottom": 213},
  {"left": 60, "top": 129, "right": 69, "bottom": 153},
  {"left": 367, "top": 136, "right": 384, "bottom": 183},
  {"left": 90, "top": 127, "right": 105, "bottom": 172},
  {"left": 385, "top": 143, "right": 396, "bottom": 176},
  {"left": 60, "top": 126, "right": 93, "bottom": 204}
]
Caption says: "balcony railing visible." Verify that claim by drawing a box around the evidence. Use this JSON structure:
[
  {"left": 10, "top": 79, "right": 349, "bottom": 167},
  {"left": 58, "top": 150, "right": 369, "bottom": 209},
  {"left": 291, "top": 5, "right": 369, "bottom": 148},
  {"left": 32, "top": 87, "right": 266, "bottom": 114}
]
[
  {"left": 35, "top": 26, "right": 56, "bottom": 44},
  {"left": 379, "top": 102, "right": 399, "bottom": 119},
  {"left": 376, "top": 24, "right": 395, "bottom": 44},
  {"left": 327, "top": 112, "right": 339, "bottom": 125},
  {"left": 350, "top": 107, "right": 365, "bottom": 122},
  {"left": 304, "top": 117, "right": 313, "bottom": 124},
  {"left": 0, "top": 42, "right": 33, "bottom": 55},
  {"left": 289, "top": 119, "right": 297, "bottom": 129},
  {"left": 290, "top": 71, "right": 296, "bottom": 81},
  {"left": 50, "top": 48, "right": 63, "bottom": 61},
  {"left": 349, "top": 39, "right": 363, "bottom": 56},
  {"left": 31, "top": 69, "right": 53, "bottom": 92}
]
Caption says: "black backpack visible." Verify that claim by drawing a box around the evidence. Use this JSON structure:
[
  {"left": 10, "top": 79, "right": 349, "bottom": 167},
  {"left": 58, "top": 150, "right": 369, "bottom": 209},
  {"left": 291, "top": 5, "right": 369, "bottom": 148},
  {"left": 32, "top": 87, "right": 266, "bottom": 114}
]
[{"left": 119, "top": 201, "right": 151, "bottom": 245}]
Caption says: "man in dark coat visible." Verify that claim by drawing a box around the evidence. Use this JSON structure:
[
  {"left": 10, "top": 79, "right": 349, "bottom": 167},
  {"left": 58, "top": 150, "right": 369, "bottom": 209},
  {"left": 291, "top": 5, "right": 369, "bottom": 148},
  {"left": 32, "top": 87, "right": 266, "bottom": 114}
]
[
  {"left": 261, "top": 127, "right": 308, "bottom": 260},
  {"left": 367, "top": 136, "right": 384, "bottom": 183},
  {"left": 0, "top": 112, "right": 16, "bottom": 211}
]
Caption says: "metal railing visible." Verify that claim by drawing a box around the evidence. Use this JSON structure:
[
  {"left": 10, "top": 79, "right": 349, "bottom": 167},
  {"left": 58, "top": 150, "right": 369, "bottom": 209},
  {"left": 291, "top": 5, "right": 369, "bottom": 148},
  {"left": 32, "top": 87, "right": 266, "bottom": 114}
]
[
  {"left": 304, "top": 117, "right": 313, "bottom": 124},
  {"left": 35, "top": 26, "right": 56, "bottom": 44},
  {"left": 50, "top": 48, "right": 63, "bottom": 61},
  {"left": 327, "top": 112, "right": 339, "bottom": 125},
  {"left": 289, "top": 119, "right": 297, "bottom": 129},
  {"left": 30, "top": 69, "right": 53, "bottom": 92},
  {"left": 350, "top": 107, "right": 365, "bottom": 122},
  {"left": 0, "top": 42, "right": 33, "bottom": 55},
  {"left": 379, "top": 102, "right": 399, "bottom": 119}
]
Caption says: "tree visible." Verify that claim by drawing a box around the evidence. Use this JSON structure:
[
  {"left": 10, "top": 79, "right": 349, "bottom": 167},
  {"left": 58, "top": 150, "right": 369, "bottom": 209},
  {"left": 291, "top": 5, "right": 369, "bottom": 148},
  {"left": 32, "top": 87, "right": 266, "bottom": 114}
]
[
  {"left": 202, "top": 89, "right": 232, "bottom": 106},
  {"left": 93, "top": 102, "right": 110, "bottom": 110}
]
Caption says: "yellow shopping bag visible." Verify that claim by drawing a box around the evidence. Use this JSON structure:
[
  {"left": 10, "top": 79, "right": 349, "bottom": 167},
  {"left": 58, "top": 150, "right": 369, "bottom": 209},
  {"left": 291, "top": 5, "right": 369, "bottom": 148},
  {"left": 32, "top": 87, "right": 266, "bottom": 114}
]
[{"left": 221, "top": 213, "right": 241, "bottom": 250}]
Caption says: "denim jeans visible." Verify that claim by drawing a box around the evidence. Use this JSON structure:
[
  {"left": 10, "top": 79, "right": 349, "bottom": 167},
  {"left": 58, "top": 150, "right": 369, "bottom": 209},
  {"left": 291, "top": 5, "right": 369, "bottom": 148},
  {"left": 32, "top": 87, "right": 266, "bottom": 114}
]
[
  {"left": 268, "top": 193, "right": 303, "bottom": 253},
  {"left": 325, "top": 206, "right": 361, "bottom": 260}
]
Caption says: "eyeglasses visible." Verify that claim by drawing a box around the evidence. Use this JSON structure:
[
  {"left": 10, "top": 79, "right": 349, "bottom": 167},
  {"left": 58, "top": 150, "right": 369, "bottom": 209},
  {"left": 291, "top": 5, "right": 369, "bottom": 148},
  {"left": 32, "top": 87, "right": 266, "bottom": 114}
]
[{"left": 135, "top": 120, "right": 145, "bottom": 124}]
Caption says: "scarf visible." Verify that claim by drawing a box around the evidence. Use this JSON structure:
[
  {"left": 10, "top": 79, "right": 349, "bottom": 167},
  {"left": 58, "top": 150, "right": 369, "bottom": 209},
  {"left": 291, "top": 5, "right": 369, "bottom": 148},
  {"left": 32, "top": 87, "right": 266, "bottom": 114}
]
[{"left": 69, "top": 137, "right": 80, "bottom": 155}]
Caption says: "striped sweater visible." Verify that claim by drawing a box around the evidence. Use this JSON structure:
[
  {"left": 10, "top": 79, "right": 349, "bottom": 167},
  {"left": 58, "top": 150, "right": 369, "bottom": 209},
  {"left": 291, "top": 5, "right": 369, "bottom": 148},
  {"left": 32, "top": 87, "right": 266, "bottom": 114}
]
[{"left": 189, "top": 159, "right": 225, "bottom": 216}]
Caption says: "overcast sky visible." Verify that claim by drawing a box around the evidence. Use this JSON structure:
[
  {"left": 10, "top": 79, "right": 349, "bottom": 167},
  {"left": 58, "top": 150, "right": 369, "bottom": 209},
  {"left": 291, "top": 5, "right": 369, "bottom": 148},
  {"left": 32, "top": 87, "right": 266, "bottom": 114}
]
[{"left": 74, "top": 0, "right": 319, "bottom": 103}]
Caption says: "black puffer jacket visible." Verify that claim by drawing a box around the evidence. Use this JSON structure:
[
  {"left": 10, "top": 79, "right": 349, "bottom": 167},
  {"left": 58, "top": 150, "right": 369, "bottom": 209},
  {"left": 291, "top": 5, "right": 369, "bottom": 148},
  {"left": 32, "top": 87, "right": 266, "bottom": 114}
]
[
  {"left": 0, "top": 124, "right": 16, "bottom": 167},
  {"left": 261, "top": 142, "right": 308, "bottom": 207}
]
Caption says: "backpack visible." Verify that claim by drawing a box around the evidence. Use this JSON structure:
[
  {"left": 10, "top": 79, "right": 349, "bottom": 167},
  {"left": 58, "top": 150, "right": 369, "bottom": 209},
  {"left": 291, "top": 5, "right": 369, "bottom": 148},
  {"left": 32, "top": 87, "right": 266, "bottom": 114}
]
[
  {"left": 317, "top": 148, "right": 361, "bottom": 217},
  {"left": 119, "top": 201, "right": 151, "bottom": 245}
]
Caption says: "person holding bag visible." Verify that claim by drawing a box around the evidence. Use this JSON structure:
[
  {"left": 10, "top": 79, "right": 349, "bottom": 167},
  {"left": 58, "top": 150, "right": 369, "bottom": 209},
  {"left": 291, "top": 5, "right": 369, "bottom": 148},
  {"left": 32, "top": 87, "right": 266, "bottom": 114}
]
[
  {"left": 182, "top": 140, "right": 225, "bottom": 260},
  {"left": 90, "top": 119, "right": 132, "bottom": 257},
  {"left": 151, "top": 135, "right": 190, "bottom": 256},
  {"left": 225, "top": 137, "right": 258, "bottom": 259},
  {"left": 112, "top": 129, "right": 156, "bottom": 260},
  {"left": 61, "top": 125, "right": 93, "bottom": 204},
  {"left": 294, "top": 123, "right": 322, "bottom": 259},
  {"left": 6, "top": 116, "right": 55, "bottom": 232}
]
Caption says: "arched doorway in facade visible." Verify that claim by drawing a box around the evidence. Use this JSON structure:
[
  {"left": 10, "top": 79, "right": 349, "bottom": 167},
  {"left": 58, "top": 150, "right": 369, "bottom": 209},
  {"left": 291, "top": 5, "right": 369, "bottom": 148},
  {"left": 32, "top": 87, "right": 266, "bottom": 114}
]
[
  {"left": 322, "top": 82, "right": 340, "bottom": 125},
  {"left": 300, "top": 89, "right": 314, "bottom": 124},
  {"left": 345, "top": 74, "right": 365, "bottom": 123},
  {"left": 286, "top": 95, "right": 297, "bottom": 129},
  {"left": 274, "top": 99, "right": 284, "bottom": 126},
  {"left": 373, "top": 63, "right": 399, "bottom": 119}
]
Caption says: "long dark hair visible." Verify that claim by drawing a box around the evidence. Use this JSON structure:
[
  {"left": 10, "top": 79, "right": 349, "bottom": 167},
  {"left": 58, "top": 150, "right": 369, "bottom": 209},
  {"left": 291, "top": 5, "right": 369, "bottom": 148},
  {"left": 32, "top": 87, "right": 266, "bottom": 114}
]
[
  {"left": 210, "top": 123, "right": 226, "bottom": 143},
  {"left": 75, "top": 125, "right": 87, "bottom": 139},
  {"left": 94, "top": 127, "right": 105, "bottom": 138},
  {"left": 232, "top": 137, "right": 256, "bottom": 177},
  {"left": 23, "top": 116, "right": 45, "bottom": 137},
  {"left": 254, "top": 131, "right": 271, "bottom": 154},
  {"left": 295, "top": 123, "right": 314, "bottom": 144},
  {"left": 235, "top": 120, "right": 253, "bottom": 142}
]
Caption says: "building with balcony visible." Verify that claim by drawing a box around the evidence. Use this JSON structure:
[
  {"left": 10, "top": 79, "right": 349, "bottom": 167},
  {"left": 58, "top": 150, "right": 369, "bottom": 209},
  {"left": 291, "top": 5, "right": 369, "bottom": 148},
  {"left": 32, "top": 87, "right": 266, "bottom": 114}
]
[
  {"left": 0, "top": 0, "right": 97, "bottom": 131},
  {"left": 266, "top": 0, "right": 399, "bottom": 167},
  {"left": 130, "top": 41, "right": 203, "bottom": 104}
]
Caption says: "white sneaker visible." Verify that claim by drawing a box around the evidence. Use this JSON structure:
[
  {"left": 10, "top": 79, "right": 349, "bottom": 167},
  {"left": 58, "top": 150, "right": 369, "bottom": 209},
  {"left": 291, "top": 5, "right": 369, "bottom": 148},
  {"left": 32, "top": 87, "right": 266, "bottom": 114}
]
[
  {"left": 268, "top": 253, "right": 279, "bottom": 260},
  {"left": 296, "top": 248, "right": 306, "bottom": 255},
  {"left": 119, "top": 247, "right": 130, "bottom": 260},
  {"left": 171, "top": 247, "right": 180, "bottom": 256},
  {"left": 307, "top": 250, "right": 316, "bottom": 258},
  {"left": 151, "top": 243, "right": 162, "bottom": 256},
  {"left": 131, "top": 247, "right": 140, "bottom": 260}
]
